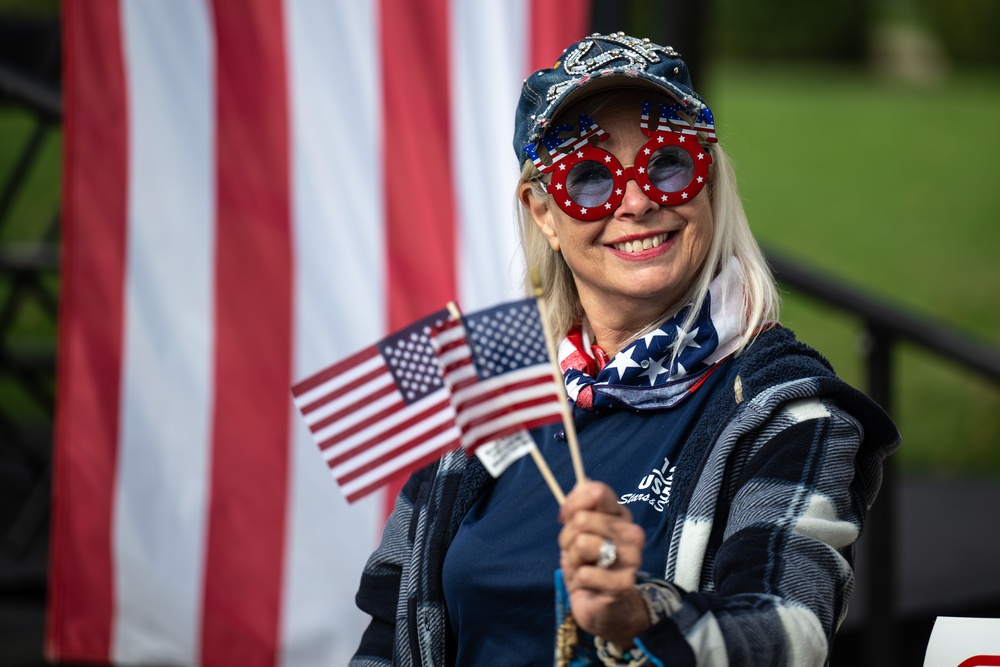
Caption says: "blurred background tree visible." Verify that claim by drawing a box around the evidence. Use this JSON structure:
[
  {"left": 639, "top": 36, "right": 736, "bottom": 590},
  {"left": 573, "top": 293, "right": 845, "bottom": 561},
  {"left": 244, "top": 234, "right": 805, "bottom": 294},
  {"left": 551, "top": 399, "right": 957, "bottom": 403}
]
[{"left": 920, "top": 0, "right": 1000, "bottom": 64}]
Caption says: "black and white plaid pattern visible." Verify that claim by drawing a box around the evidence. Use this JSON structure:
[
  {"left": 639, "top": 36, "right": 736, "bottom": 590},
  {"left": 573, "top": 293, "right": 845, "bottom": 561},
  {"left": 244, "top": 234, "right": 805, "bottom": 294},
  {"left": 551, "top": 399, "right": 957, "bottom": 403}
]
[{"left": 350, "top": 327, "right": 899, "bottom": 667}]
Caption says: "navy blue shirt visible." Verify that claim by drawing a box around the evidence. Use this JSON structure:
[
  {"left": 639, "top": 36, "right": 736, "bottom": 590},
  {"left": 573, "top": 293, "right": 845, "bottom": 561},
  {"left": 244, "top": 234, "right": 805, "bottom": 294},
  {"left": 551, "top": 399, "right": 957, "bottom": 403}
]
[{"left": 441, "top": 361, "right": 733, "bottom": 666}]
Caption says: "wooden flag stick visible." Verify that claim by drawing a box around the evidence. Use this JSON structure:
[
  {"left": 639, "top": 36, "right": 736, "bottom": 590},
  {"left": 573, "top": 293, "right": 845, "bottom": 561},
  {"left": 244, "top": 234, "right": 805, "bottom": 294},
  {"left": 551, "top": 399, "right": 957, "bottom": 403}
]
[
  {"left": 529, "top": 448, "right": 566, "bottom": 505},
  {"left": 530, "top": 271, "right": 586, "bottom": 487},
  {"left": 445, "top": 301, "right": 566, "bottom": 505}
]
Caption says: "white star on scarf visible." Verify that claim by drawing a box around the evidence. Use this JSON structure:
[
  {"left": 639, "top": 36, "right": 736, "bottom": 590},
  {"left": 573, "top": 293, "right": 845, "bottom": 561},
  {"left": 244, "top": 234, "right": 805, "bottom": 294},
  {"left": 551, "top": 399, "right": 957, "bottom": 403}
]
[
  {"left": 565, "top": 375, "right": 585, "bottom": 401},
  {"left": 640, "top": 354, "right": 670, "bottom": 386},
  {"left": 605, "top": 350, "right": 641, "bottom": 380},
  {"left": 672, "top": 326, "right": 701, "bottom": 357},
  {"left": 641, "top": 328, "right": 669, "bottom": 349}
]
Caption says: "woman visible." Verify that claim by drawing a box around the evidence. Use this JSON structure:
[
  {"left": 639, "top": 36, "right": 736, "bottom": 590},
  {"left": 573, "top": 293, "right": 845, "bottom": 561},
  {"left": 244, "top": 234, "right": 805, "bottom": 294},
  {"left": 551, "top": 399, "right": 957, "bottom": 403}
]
[{"left": 351, "top": 32, "right": 899, "bottom": 666}]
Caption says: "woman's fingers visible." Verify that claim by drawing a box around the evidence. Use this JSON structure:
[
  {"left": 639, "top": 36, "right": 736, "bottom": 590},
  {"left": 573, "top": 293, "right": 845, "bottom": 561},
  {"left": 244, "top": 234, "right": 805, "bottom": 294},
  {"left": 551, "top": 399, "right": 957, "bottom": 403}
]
[
  {"left": 556, "top": 480, "right": 652, "bottom": 644},
  {"left": 559, "top": 482, "right": 643, "bottom": 565},
  {"left": 558, "top": 481, "right": 633, "bottom": 551},
  {"left": 560, "top": 522, "right": 644, "bottom": 570},
  {"left": 559, "top": 480, "right": 630, "bottom": 523}
]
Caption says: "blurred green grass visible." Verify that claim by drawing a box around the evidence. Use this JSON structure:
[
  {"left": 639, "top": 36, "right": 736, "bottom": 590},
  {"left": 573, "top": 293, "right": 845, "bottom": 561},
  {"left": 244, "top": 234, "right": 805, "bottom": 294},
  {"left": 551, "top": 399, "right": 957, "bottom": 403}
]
[
  {"left": 0, "top": 107, "right": 60, "bottom": 428},
  {"left": 708, "top": 63, "right": 1000, "bottom": 475},
  {"left": 0, "top": 108, "right": 60, "bottom": 244}
]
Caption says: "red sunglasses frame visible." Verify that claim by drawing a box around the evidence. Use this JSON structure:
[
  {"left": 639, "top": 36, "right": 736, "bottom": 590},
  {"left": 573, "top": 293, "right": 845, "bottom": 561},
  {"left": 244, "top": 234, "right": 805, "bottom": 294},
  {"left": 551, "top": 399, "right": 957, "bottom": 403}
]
[
  {"left": 544, "top": 131, "right": 712, "bottom": 221},
  {"left": 527, "top": 102, "right": 716, "bottom": 221}
]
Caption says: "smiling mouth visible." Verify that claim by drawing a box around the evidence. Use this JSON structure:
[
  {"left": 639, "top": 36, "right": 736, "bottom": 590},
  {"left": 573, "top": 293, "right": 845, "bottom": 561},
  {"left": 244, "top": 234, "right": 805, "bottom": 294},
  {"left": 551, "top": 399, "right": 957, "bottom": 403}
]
[{"left": 611, "top": 232, "right": 673, "bottom": 254}]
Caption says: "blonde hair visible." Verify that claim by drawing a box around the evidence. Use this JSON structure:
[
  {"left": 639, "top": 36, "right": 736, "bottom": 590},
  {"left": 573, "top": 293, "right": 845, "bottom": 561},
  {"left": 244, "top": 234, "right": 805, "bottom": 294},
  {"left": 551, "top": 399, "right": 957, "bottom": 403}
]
[{"left": 516, "top": 140, "right": 780, "bottom": 358}]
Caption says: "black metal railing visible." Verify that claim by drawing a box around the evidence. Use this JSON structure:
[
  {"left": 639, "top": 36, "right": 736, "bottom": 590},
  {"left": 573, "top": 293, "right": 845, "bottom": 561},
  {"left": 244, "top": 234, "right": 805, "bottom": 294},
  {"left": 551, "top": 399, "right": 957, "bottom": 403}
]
[
  {"left": 766, "top": 248, "right": 1000, "bottom": 667},
  {"left": 0, "top": 40, "right": 61, "bottom": 666},
  {"left": 767, "top": 250, "right": 1000, "bottom": 385},
  {"left": 0, "top": 57, "right": 60, "bottom": 449}
]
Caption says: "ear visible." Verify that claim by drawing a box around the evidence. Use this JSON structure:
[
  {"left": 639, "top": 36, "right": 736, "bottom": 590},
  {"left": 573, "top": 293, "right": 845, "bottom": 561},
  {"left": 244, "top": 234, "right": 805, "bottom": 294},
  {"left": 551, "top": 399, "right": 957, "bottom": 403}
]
[{"left": 518, "top": 181, "right": 561, "bottom": 252}]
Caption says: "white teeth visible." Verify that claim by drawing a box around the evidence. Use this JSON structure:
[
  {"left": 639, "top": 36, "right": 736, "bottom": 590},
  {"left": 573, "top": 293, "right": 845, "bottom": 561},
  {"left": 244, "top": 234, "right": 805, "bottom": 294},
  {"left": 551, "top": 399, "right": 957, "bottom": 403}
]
[{"left": 614, "top": 233, "right": 669, "bottom": 253}]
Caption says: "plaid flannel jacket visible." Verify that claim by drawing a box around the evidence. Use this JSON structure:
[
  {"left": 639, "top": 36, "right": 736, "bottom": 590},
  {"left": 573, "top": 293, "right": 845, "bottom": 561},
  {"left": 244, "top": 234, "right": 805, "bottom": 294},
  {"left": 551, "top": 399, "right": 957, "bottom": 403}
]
[{"left": 349, "top": 326, "right": 900, "bottom": 666}]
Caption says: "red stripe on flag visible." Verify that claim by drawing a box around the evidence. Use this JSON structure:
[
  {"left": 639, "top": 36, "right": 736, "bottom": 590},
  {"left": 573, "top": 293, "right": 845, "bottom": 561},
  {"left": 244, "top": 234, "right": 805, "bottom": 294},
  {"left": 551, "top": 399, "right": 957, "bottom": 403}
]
[
  {"left": 319, "top": 399, "right": 407, "bottom": 456},
  {"left": 442, "top": 356, "right": 474, "bottom": 379},
  {"left": 343, "top": 441, "right": 453, "bottom": 504},
  {"left": 291, "top": 344, "right": 380, "bottom": 396},
  {"left": 300, "top": 363, "right": 390, "bottom": 417},
  {"left": 455, "top": 375, "right": 554, "bottom": 413},
  {"left": 458, "top": 392, "right": 562, "bottom": 430},
  {"left": 336, "top": 418, "right": 459, "bottom": 485},
  {"left": 46, "top": 2, "right": 128, "bottom": 661},
  {"left": 325, "top": 396, "right": 452, "bottom": 467},
  {"left": 465, "top": 415, "right": 562, "bottom": 453},
  {"left": 308, "top": 379, "right": 398, "bottom": 433},
  {"left": 379, "top": 0, "right": 457, "bottom": 512},
  {"left": 529, "top": 0, "right": 591, "bottom": 71},
  {"left": 340, "top": 437, "right": 461, "bottom": 504},
  {"left": 203, "top": 2, "right": 291, "bottom": 665}
]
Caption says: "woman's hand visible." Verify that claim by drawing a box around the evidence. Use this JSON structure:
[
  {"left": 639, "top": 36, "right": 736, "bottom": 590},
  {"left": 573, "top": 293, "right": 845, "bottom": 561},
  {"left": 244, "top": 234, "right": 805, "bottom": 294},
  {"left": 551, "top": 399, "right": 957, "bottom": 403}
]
[{"left": 558, "top": 480, "right": 650, "bottom": 647}]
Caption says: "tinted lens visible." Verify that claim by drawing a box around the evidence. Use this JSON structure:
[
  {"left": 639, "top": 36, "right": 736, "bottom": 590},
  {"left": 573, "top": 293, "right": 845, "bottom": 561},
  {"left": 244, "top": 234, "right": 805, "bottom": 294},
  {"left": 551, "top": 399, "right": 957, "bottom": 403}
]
[
  {"left": 647, "top": 146, "right": 694, "bottom": 193},
  {"left": 566, "top": 160, "right": 614, "bottom": 208}
]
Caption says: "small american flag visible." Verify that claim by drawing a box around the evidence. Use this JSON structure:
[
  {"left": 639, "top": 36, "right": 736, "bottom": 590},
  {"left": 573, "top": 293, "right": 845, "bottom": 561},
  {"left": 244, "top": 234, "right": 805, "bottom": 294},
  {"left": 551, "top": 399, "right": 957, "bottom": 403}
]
[
  {"left": 292, "top": 309, "right": 461, "bottom": 503},
  {"left": 431, "top": 298, "right": 564, "bottom": 453}
]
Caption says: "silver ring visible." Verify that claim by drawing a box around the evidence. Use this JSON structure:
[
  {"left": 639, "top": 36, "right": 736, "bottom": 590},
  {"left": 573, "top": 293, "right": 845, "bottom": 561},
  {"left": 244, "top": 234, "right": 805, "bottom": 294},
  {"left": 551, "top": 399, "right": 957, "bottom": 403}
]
[{"left": 596, "top": 539, "right": 617, "bottom": 569}]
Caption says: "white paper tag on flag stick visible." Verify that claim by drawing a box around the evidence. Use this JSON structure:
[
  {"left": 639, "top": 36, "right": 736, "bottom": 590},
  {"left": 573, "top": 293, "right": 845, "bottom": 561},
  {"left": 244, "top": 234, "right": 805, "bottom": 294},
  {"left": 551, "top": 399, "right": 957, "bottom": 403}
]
[
  {"left": 475, "top": 430, "right": 538, "bottom": 478},
  {"left": 921, "top": 616, "right": 1000, "bottom": 667}
]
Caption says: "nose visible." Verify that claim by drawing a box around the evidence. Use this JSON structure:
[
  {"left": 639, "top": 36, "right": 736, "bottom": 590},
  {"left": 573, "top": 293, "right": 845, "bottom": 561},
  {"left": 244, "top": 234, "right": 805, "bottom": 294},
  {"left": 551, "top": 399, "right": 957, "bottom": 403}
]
[{"left": 615, "top": 173, "right": 659, "bottom": 219}]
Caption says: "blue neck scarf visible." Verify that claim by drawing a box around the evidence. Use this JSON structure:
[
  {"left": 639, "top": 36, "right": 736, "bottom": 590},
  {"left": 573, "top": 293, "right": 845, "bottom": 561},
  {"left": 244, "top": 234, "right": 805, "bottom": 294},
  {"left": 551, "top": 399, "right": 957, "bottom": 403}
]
[{"left": 558, "top": 257, "right": 747, "bottom": 411}]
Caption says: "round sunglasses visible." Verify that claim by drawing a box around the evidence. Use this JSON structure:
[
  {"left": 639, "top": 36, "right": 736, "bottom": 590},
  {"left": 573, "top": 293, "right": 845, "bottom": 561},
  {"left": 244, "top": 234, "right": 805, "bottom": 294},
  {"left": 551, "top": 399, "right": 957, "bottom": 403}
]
[{"left": 527, "top": 103, "right": 715, "bottom": 221}]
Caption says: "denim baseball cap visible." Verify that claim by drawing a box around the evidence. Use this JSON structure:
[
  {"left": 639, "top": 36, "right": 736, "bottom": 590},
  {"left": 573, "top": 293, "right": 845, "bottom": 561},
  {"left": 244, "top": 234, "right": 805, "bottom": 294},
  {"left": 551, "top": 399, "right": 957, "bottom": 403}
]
[{"left": 513, "top": 32, "right": 713, "bottom": 165}]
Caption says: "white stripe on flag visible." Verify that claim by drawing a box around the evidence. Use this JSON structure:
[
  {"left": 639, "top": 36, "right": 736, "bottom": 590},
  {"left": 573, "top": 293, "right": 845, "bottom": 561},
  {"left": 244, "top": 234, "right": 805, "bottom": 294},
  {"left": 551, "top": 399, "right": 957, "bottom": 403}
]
[
  {"left": 283, "top": 0, "right": 384, "bottom": 664},
  {"left": 445, "top": 350, "right": 560, "bottom": 450},
  {"left": 433, "top": 300, "right": 565, "bottom": 454},
  {"left": 433, "top": 324, "right": 470, "bottom": 370},
  {"left": 327, "top": 396, "right": 458, "bottom": 479},
  {"left": 312, "top": 389, "right": 400, "bottom": 449},
  {"left": 338, "top": 425, "right": 462, "bottom": 501},
  {"left": 442, "top": 363, "right": 477, "bottom": 386},
  {"left": 452, "top": 368, "right": 559, "bottom": 420},
  {"left": 293, "top": 355, "right": 385, "bottom": 412},
  {"left": 298, "top": 363, "right": 392, "bottom": 427},
  {"left": 322, "top": 394, "right": 453, "bottom": 465},
  {"left": 462, "top": 402, "right": 562, "bottom": 448},
  {"left": 114, "top": 1, "right": 214, "bottom": 663},
  {"left": 451, "top": 0, "right": 528, "bottom": 310}
]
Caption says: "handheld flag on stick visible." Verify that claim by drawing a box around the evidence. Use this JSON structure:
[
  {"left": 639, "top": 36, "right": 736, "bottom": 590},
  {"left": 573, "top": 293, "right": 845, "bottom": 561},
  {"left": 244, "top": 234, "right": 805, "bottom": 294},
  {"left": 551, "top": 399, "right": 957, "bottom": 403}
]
[
  {"left": 432, "top": 298, "right": 568, "bottom": 503},
  {"left": 531, "top": 271, "right": 586, "bottom": 486},
  {"left": 291, "top": 309, "right": 461, "bottom": 503}
]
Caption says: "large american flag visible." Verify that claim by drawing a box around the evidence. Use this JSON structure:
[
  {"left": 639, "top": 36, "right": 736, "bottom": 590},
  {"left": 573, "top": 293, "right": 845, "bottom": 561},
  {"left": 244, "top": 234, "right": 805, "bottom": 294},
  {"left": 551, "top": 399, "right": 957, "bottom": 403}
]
[
  {"left": 50, "top": 2, "right": 588, "bottom": 666},
  {"left": 431, "top": 299, "right": 565, "bottom": 452},
  {"left": 291, "top": 309, "right": 460, "bottom": 504}
]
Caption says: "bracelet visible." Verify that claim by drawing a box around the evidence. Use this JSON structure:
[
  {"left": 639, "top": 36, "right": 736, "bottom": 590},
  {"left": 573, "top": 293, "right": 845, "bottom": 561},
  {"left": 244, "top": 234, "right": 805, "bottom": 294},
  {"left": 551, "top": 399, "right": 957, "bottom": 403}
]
[
  {"left": 637, "top": 580, "right": 683, "bottom": 626},
  {"left": 586, "top": 581, "right": 685, "bottom": 667},
  {"left": 594, "top": 636, "right": 650, "bottom": 667}
]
